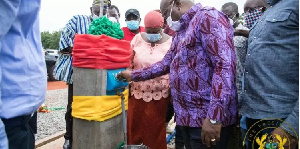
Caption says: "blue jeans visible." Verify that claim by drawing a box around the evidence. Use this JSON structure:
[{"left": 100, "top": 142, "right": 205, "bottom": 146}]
[{"left": 179, "top": 125, "right": 233, "bottom": 149}]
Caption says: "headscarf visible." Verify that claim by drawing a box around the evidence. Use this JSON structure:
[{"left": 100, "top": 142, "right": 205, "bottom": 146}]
[
  {"left": 93, "top": 0, "right": 111, "bottom": 7},
  {"left": 144, "top": 11, "right": 164, "bottom": 28}
]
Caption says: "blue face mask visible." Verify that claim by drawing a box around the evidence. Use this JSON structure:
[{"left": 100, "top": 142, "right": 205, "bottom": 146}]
[
  {"left": 146, "top": 33, "right": 162, "bottom": 43},
  {"left": 126, "top": 20, "right": 140, "bottom": 30}
]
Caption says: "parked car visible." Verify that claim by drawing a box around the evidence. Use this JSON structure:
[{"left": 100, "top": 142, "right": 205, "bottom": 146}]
[
  {"left": 45, "top": 51, "right": 58, "bottom": 81},
  {"left": 45, "top": 49, "right": 59, "bottom": 56}
]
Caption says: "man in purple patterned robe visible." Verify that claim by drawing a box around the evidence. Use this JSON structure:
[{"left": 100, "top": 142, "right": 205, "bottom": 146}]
[{"left": 118, "top": 0, "right": 237, "bottom": 148}]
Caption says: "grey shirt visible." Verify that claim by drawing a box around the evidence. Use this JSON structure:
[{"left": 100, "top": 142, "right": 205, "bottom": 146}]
[{"left": 240, "top": 0, "right": 299, "bottom": 136}]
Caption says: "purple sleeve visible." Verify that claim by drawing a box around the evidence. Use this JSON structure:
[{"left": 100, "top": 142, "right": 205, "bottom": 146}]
[
  {"left": 197, "top": 10, "right": 237, "bottom": 121},
  {"left": 131, "top": 37, "right": 177, "bottom": 82}
]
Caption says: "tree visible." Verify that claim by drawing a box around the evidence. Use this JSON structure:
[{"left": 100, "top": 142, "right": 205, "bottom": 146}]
[{"left": 41, "top": 30, "right": 61, "bottom": 50}]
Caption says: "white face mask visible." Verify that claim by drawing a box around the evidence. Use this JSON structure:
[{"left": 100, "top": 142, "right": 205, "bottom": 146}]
[
  {"left": 166, "top": 2, "right": 181, "bottom": 31},
  {"left": 229, "top": 18, "right": 234, "bottom": 26},
  {"left": 92, "top": 14, "right": 99, "bottom": 20},
  {"left": 167, "top": 16, "right": 181, "bottom": 31},
  {"left": 229, "top": 14, "right": 237, "bottom": 26},
  {"left": 108, "top": 17, "right": 118, "bottom": 23}
]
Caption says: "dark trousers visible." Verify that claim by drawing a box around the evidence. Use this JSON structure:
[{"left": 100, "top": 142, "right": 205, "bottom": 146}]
[
  {"left": 226, "top": 125, "right": 243, "bottom": 149},
  {"left": 28, "top": 112, "right": 37, "bottom": 134},
  {"left": 165, "top": 101, "right": 174, "bottom": 123},
  {"left": 179, "top": 125, "right": 233, "bottom": 149},
  {"left": 64, "top": 84, "right": 73, "bottom": 140},
  {"left": 175, "top": 125, "right": 185, "bottom": 149},
  {"left": 2, "top": 115, "right": 35, "bottom": 149}
]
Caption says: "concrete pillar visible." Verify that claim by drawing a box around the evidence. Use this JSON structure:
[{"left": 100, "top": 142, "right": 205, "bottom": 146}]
[{"left": 72, "top": 67, "right": 124, "bottom": 149}]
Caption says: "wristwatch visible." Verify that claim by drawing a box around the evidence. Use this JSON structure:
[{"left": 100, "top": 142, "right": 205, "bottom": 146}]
[{"left": 209, "top": 119, "right": 221, "bottom": 125}]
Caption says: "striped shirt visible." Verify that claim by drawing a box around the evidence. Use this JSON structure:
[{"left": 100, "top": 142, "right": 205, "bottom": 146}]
[{"left": 53, "top": 15, "right": 91, "bottom": 84}]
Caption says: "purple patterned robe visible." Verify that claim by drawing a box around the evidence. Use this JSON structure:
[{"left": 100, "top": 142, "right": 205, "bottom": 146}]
[{"left": 132, "top": 4, "right": 237, "bottom": 127}]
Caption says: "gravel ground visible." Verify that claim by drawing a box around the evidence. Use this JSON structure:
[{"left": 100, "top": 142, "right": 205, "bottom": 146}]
[
  {"left": 36, "top": 88, "right": 177, "bottom": 148},
  {"left": 36, "top": 89, "right": 68, "bottom": 141}
]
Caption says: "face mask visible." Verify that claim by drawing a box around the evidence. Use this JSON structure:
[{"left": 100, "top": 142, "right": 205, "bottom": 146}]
[
  {"left": 108, "top": 17, "right": 118, "bottom": 23},
  {"left": 167, "top": 16, "right": 181, "bottom": 31},
  {"left": 146, "top": 33, "right": 162, "bottom": 43},
  {"left": 92, "top": 14, "right": 99, "bottom": 20},
  {"left": 126, "top": 20, "right": 140, "bottom": 30},
  {"left": 244, "top": 7, "right": 263, "bottom": 29},
  {"left": 229, "top": 18, "right": 234, "bottom": 26},
  {"left": 227, "top": 13, "right": 238, "bottom": 26},
  {"left": 166, "top": 2, "right": 181, "bottom": 31},
  {"left": 107, "top": 9, "right": 119, "bottom": 23}
]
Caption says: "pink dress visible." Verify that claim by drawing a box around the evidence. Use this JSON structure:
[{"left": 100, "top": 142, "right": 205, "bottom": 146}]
[
  {"left": 127, "top": 33, "right": 172, "bottom": 149},
  {"left": 130, "top": 34, "right": 171, "bottom": 102}
]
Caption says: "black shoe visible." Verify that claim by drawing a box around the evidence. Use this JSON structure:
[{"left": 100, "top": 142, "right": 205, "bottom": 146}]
[{"left": 63, "top": 139, "right": 72, "bottom": 149}]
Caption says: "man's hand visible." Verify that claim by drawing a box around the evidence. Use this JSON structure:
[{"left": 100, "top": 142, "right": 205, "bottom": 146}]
[
  {"left": 201, "top": 118, "right": 222, "bottom": 148},
  {"left": 116, "top": 70, "right": 132, "bottom": 82},
  {"left": 271, "top": 127, "right": 298, "bottom": 149},
  {"left": 60, "top": 47, "right": 73, "bottom": 55}
]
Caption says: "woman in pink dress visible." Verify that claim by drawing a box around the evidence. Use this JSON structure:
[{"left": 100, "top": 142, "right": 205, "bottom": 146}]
[{"left": 127, "top": 11, "right": 172, "bottom": 149}]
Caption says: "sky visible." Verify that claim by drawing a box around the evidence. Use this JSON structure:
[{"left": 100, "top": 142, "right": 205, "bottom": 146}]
[{"left": 39, "top": 0, "right": 246, "bottom": 32}]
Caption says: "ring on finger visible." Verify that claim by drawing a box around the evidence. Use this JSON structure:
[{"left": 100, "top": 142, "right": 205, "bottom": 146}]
[{"left": 211, "top": 138, "right": 217, "bottom": 145}]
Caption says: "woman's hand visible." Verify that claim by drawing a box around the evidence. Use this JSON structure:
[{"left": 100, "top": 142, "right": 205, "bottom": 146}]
[{"left": 117, "top": 70, "right": 132, "bottom": 82}]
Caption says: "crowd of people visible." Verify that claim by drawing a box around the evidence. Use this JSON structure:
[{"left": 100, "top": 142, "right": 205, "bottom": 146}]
[{"left": 0, "top": 0, "right": 298, "bottom": 149}]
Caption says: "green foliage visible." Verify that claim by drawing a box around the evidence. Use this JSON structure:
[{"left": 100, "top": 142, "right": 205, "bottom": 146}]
[
  {"left": 88, "top": 17, "right": 124, "bottom": 39},
  {"left": 41, "top": 30, "right": 61, "bottom": 50},
  {"left": 238, "top": 13, "right": 245, "bottom": 25}
]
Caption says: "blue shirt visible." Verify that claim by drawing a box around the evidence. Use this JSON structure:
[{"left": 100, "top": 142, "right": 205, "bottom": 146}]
[
  {"left": 0, "top": 0, "right": 47, "bottom": 119},
  {"left": 241, "top": 0, "right": 299, "bottom": 136},
  {"left": 0, "top": 120, "right": 8, "bottom": 149}
]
